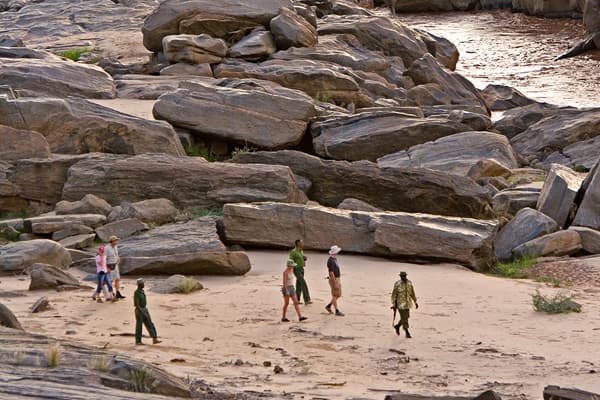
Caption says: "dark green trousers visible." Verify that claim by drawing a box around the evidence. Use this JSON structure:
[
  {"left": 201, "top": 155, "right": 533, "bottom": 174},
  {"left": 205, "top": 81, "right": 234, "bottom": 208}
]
[
  {"left": 135, "top": 307, "right": 157, "bottom": 343},
  {"left": 293, "top": 267, "right": 311, "bottom": 302},
  {"left": 398, "top": 309, "right": 410, "bottom": 330}
]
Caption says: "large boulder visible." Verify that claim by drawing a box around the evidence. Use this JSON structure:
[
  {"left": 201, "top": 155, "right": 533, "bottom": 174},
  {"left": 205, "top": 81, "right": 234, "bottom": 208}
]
[
  {"left": 573, "top": 160, "right": 600, "bottom": 229},
  {"left": 162, "top": 34, "right": 227, "bottom": 64},
  {"left": 55, "top": 194, "right": 112, "bottom": 216},
  {"left": 95, "top": 218, "right": 149, "bottom": 242},
  {"left": 492, "top": 102, "right": 563, "bottom": 139},
  {"left": 494, "top": 207, "right": 558, "bottom": 261},
  {"left": 58, "top": 233, "right": 97, "bottom": 250},
  {"left": 153, "top": 79, "right": 316, "bottom": 149},
  {"left": 536, "top": 164, "right": 585, "bottom": 228},
  {"left": 51, "top": 225, "right": 95, "bottom": 241},
  {"left": 0, "top": 125, "right": 51, "bottom": 161},
  {"left": 230, "top": 150, "right": 494, "bottom": 218},
  {"left": 151, "top": 274, "right": 204, "bottom": 294},
  {"left": 29, "top": 263, "right": 81, "bottom": 290},
  {"left": 108, "top": 199, "right": 178, "bottom": 225},
  {"left": 269, "top": 7, "right": 318, "bottom": 50},
  {"left": 0, "top": 303, "right": 23, "bottom": 330},
  {"left": 0, "top": 97, "right": 185, "bottom": 156},
  {"left": 480, "top": 84, "right": 537, "bottom": 111},
  {"left": 311, "top": 110, "right": 472, "bottom": 161},
  {"left": 0, "top": 50, "right": 115, "bottom": 98},
  {"left": 142, "top": 0, "right": 294, "bottom": 52},
  {"left": 229, "top": 29, "right": 277, "bottom": 60},
  {"left": 377, "top": 131, "right": 518, "bottom": 175},
  {"left": 511, "top": 108, "right": 600, "bottom": 169},
  {"left": 223, "top": 202, "right": 499, "bottom": 270},
  {"left": 0, "top": 239, "right": 72, "bottom": 274},
  {"left": 114, "top": 74, "right": 214, "bottom": 100},
  {"left": 568, "top": 226, "right": 600, "bottom": 254},
  {"left": 62, "top": 153, "right": 306, "bottom": 210},
  {"left": 512, "top": 230, "right": 582, "bottom": 259},
  {"left": 117, "top": 218, "right": 251, "bottom": 275},
  {"left": 492, "top": 184, "right": 542, "bottom": 216},
  {"left": 23, "top": 214, "right": 106, "bottom": 235},
  {"left": 317, "top": 14, "right": 458, "bottom": 70}
]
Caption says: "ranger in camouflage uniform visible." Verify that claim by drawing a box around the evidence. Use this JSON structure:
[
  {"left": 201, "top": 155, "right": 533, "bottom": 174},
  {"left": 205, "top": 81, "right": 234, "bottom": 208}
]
[{"left": 391, "top": 271, "right": 418, "bottom": 338}]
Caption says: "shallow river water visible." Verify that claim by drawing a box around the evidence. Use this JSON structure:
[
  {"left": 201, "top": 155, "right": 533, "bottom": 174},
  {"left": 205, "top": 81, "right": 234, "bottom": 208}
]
[{"left": 393, "top": 10, "right": 600, "bottom": 108}]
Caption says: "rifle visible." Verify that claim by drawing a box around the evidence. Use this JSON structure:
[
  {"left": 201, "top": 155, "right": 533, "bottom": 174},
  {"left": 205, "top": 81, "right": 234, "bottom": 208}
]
[{"left": 391, "top": 300, "right": 397, "bottom": 327}]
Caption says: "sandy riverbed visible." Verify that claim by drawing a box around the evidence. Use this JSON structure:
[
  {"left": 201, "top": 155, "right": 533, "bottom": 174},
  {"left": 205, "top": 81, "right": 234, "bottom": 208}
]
[{"left": 2, "top": 251, "right": 600, "bottom": 399}]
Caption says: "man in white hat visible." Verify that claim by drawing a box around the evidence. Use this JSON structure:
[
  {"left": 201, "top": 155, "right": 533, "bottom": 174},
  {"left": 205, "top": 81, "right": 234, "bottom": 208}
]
[
  {"left": 106, "top": 235, "right": 125, "bottom": 299},
  {"left": 325, "top": 245, "right": 344, "bottom": 316}
]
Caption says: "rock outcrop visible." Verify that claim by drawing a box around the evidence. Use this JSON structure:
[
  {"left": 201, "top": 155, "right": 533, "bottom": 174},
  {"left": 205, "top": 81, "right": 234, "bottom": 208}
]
[
  {"left": 536, "top": 164, "right": 585, "bottom": 228},
  {"left": 223, "top": 202, "right": 499, "bottom": 270},
  {"left": 512, "top": 230, "right": 582, "bottom": 258},
  {"left": 107, "top": 199, "right": 178, "bottom": 225},
  {"left": 229, "top": 28, "right": 277, "bottom": 60},
  {"left": 0, "top": 126, "right": 51, "bottom": 161},
  {"left": 572, "top": 159, "right": 600, "bottom": 229},
  {"left": 55, "top": 194, "right": 112, "bottom": 216},
  {"left": 0, "top": 97, "right": 185, "bottom": 156},
  {"left": 23, "top": 214, "right": 106, "bottom": 235},
  {"left": 270, "top": 7, "right": 318, "bottom": 50},
  {"left": 568, "top": 226, "right": 600, "bottom": 254},
  {"left": 230, "top": 150, "right": 494, "bottom": 218},
  {"left": 0, "top": 239, "right": 72, "bottom": 274},
  {"left": 95, "top": 219, "right": 149, "bottom": 242},
  {"left": 153, "top": 79, "right": 316, "bottom": 149},
  {"left": 494, "top": 207, "right": 558, "bottom": 261},
  {"left": 28, "top": 263, "right": 82, "bottom": 290},
  {"left": 62, "top": 153, "right": 306, "bottom": 210},
  {"left": 480, "top": 84, "right": 537, "bottom": 111},
  {"left": 0, "top": 303, "right": 23, "bottom": 330},
  {"left": 377, "top": 131, "right": 518, "bottom": 175},
  {"left": 162, "top": 34, "right": 227, "bottom": 64}
]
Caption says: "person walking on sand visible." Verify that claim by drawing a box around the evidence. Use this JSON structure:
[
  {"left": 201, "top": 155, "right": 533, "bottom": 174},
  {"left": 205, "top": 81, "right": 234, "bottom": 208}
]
[
  {"left": 289, "top": 239, "right": 311, "bottom": 304},
  {"left": 325, "top": 245, "right": 344, "bottom": 316},
  {"left": 93, "top": 246, "right": 116, "bottom": 303},
  {"left": 281, "top": 260, "right": 308, "bottom": 322},
  {"left": 391, "top": 271, "right": 418, "bottom": 338},
  {"left": 106, "top": 235, "right": 125, "bottom": 299},
  {"left": 134, "top": 279, "right": 161, "bottom": 345}
]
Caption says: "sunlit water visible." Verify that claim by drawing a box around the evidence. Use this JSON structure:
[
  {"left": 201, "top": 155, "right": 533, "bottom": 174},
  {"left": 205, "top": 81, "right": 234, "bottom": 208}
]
[{"left": 389, "top": 10, "right": 600, "bottom": 108}]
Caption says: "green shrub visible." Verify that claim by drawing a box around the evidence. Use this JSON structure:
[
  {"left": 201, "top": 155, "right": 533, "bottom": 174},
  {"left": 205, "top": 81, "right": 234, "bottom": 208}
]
[
  {"left": 46, "top": 344, "right": 61, "bottom": 368},
  {"left": 314, "top": 92, "right": 332, "bottom": 103},
  {"left": 183, "top": 144, "right": 217, "bottom": 161},
  {"left": 492, "top": 256, "right": 537, "bottom": 278},
  {"left": 532, "top": 290, "right": 582, "bottom": 314},
  {"left": 572, "top": 165, "right": 589, "bottom": 173},
  {"left": 57, "top": 48, "right": 92, "bottom": 61},
  {"left": 129, "top": 368, "right": 156, "bottom": 393},
  {"left": 176, "top": 276, "right": 201, "bottom": 294}
]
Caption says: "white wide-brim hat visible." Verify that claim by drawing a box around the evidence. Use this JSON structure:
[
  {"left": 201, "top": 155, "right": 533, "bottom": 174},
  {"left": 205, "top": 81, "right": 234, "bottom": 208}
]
[{"left": 329, "top": 245, "right": 342, "bottom": 255}]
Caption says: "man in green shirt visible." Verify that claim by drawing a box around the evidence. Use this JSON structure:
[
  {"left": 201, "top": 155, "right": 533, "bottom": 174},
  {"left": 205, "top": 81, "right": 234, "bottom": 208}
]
[
  {"left": 391, "top": 271, "right": 418, "bottom": 338},
  {"left": 289, "top": 239, "right": 311, "bottom": 304},
  {"left": 134, "top": 279, "right": 161, "bottom": 345}
]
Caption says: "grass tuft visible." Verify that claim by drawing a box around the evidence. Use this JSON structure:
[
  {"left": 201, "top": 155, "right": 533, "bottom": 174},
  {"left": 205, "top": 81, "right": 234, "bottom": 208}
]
[
  {"left": 492, "top": 256, "right": 537, "bottom": 279},
  {"left": 176, "top": 276, "right": 201, "bottom": 294},
  {"left": 183, "top": 143, "right": 217, "bottom": 161},
  {"left": 46, "top": 344, "right": 61, "bottom": 368},
  {"left": 532, "top": 290, "right": 582, "bottom": 314},
  {"left": 89, "top": 357, "right": 110, "bottom": 372},
  {"left": 57, "top": 47, "right": 92, "bottom": 61},
  {"left": 231, "top": 144, "right": 256, "bottom": 158},
  {"left": 129, "top": 368, "right": 156, "bottom": 393}
]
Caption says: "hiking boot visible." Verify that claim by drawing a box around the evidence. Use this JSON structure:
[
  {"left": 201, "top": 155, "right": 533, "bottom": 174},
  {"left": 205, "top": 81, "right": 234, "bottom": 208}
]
[
  {"left": 281, "top": 317, "right": 290, "bottom": 322},
  {"left": 305, "top": 300, "right": 313, "bottom": 305},
  {"left": 394, "top": 323, "right": 401, "bottom": 336},
  {"left": 116, "top": 291, "right": 126, "bottom": 299},
  {"left": 136, "top": 342, "right": 144, "bottom": 345},
  {"left": 405, "top": 329, "right": 412, "bottom": 339},
  {"left": 335, "top": 310, "right": 345, "bottom": 317},
  {"left": 153, "top": 338, "right": 162, "bottom": 344},
  {"left": 299, "top": 316, "right": 308, "bottom": 322},
  {"left": 325, "top": 305, "right": 333, "bottom": 314}
]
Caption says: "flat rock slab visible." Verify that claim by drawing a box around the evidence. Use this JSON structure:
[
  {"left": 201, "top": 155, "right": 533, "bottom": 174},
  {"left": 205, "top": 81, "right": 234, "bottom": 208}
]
[
  {"left": 311, "top": 110, "right": 473, "bottom": 161},
  {"left": 24, "top": 214, "right": 106, "bottom": 235},
  {"left": 230, "top": 150, "right": 494, "bottom": 218},
  {"left": 58, "top": 233, "right": 97, "bottom": 250},
  {"left": 480, "top": 84, "right": 537, "bottom": 111},
  {"left": 153, "top": 79, "right": 316, "bottom": 149},
  {"left": 568, "top": 227, "right": 600, "bottom": 254},
  {"left": 108, "top": 199, "right": 178, "bottom": 225},
  {"left": 494, "top": 207, "right": 558, "bottom": 261},
  {"left": 52, "top": 224, "right": 95, "bottom": 241},
  {"left": 95, "top": 218, "right": 148, "bottom": 242},
  {"left": 223, "top": 202, "right": 499, "bottom": 271},
  {"left": 492, "top": 185, "right": 541, "bottom": 216},
  {"left": 117, "top": 218, "right": 251, "bottom": 275},
  {"left": 512, "top": 230, "right": 583, "bottom": 259},
  {"left": 0, "top": 239, "right": 72, "bottom": 275},
  {"left": 377, "top": 131, "right": 518, "bottom": 175},
  {"left": 62, "top": 153, "right": 306, "bottom": 210},
  {"left": 0, "top": 96, "right": 185, "bottom": 156}
]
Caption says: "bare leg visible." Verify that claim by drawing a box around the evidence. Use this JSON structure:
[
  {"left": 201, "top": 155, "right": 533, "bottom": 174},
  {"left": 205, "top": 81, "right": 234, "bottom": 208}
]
[
  {"left": 282, "top": 296, "right": 290, "bottom": 319},
  {"left": 291, "top": 295, "right": 302, "bottom": 319},
  {"left": 330, "top": 296, "right": 338, "bottom": 311},
  {"left": 114, "top": 279, "right": 120, "bottom": 292}
]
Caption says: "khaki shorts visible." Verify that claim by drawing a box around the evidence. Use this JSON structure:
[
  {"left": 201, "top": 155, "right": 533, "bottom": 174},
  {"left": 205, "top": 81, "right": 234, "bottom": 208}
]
[
  {"left": 108, "top": 264, "right": 120, "bottom": 281},
  {"left": 328, "top": 277, "right": 342, "bottom": 297}
]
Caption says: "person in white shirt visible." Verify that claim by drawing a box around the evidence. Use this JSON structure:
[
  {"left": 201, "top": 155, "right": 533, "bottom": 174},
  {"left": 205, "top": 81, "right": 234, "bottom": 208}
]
[{"left": 106, "top": 235, "right": 125, "bottom": 299}]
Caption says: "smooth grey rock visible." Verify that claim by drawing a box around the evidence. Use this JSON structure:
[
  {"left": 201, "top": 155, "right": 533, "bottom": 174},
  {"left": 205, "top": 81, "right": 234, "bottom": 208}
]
[
  {"left": 536, "top": 164, "right": 585, "bottom": 228},
  {"left": 107, "top": 199, "right": 177, "bottom": 225},
  {"left": 31, "top": 296, "right": 51, "bottom": 313},
  {"left": 568, "top": 226, "right": 600, "bottom": 254},
  {"left": 0, "top": 303, "right": 23, "bottom": 330},
  {"left": 29, "top": 263, "right": 81, "bottom": 290},
  {"left": 0, "top": 97, "right": 185, "bottom": 156},
  {"left": 57, "top": 233, "right": 97, "bottom": 250},
  {"left": 115, "top": 74, "right": 214, "bottom": 99},
  {"left": 95, "top": 218, "right": 148, "bottom": 242},
  {"left": 512, "top": 230, "right": 582, "bottom": 258},
  {"left": 61, "top": 153, "right": 306, "bottom": 210},
  {"left": 24, "top": 214, "right": 106, "bottom": 235},
  {"left": 377, "top": 131, "right": 518, "bottom": 175},
  {"left": 573, "top": 160, "right": 600, "bottom": 229},
  {"left": 0, "top": 125, "right": 51, "bottom": 162},
  {"left": 492, "top": 102, "right": 563, "bottom": 139},
  {"left": 151, "top": 274, "right": 204, "bottom": 294},
  {"left": 0, "top": 239, "right": 72, "bottom": 274},
  {"left": 269, "top": 7, "right": 318, "bottom": 50},
  {"left": 492, "top": 185, "right": 542, "bottom": 216},
  {"left": 480, "top": 84, "right": 537, "bottom": 111},
  {"left": 494, "top": 207, "right": 558, "bottom": 261},
  {"left": 229, "top": 29, "right": 277, "bottom": 60},
  {"left": 337, "top": 198, "right": 381, "bottom": 212},
  {"left": 55, "top": 194, "right": 112, "bottom": 216},
  {"left": 153, "top": 79, "right": 316, "bottom": 149},
  {"left": 311, "top": 110, "right": 472, "bottom": 161},
  {"left": 230, "top": 150, "right": 494, "bottom": 218},
  {"left": 162, "top": 34, "right": 227, "bottom": 64},
  {"left": 51, "top": 225, "right": 95, "bottom": 241},
  {"left": 223, "top": 202, "right": 499, "bottom": 271}
]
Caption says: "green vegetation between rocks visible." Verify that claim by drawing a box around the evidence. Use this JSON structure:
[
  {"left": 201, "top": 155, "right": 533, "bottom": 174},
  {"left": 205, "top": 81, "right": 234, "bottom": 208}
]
[
  {"left": 492, "top": 256, "right": 537, "bottom": 279},
  {"left": 46, "top": 344, "right": 61, "bottom": 368},
  {"left": 230, "top": 144, "right": 256, "bottom": 158},
  {"left": 183, "top": 143, "right": 217, "bottom": 161},
  {"left": 186, "top": 208, "right": 223, "bottom": 218},
  {"left": 129, "top": 368, "right": 156, "bottom": 393},
  {"left": 89, "top": 357, "right": 110, "bottom": 372},
  {"left": 57, "top": 47, "right": 92, "bottom": 61},
  {"left": 531, "top": 290, "right": 582, "bottom": 314},
  {"left": 572, "top": 165, "right": 589, "bottom": 173}
]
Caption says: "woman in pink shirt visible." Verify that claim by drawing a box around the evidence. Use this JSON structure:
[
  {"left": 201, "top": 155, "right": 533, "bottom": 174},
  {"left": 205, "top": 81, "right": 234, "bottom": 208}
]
[{"left": 93, "top": 246, "right": 116, "bottom": 303}]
